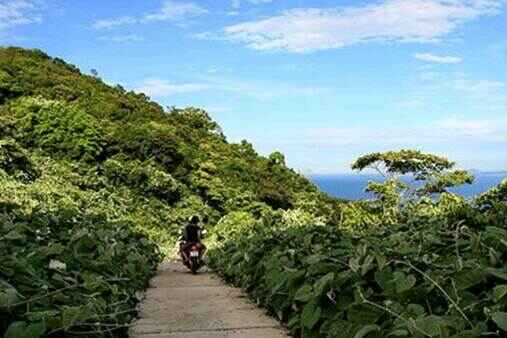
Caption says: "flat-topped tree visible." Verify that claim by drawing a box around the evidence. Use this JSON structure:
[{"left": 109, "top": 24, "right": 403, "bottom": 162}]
[{"left": 352, "top": 149, "right": 474, "bottom": 201}]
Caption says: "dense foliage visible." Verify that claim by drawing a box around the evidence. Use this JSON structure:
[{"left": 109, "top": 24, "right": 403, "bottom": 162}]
[
  {"left": 209, "top": 152, "right": 507, "bottom": 337},
  {"left": 0, "top": 154, "right": 162, "bottom": 337},
  {"left": 0, "top": 47, "right": 339, "bottom": 337}
]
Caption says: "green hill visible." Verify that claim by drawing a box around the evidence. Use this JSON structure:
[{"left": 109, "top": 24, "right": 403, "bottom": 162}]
[{"left": 0, "top": 47, "right": 341, "bottom": 337}]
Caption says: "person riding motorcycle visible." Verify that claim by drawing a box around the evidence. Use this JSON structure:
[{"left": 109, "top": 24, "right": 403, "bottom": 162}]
[{"left": 179, "top": 215, "right": 206, "bottom": 264}]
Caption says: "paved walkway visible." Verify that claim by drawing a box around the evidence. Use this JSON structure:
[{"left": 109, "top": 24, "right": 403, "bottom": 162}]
[{"left": 130, "top": 261, "right": 288, "bottom": 338}]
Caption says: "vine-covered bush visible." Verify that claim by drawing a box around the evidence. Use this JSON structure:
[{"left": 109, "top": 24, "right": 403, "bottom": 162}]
[
  {"left": 209, "top": 195, "right": 507, "bottom": 337},
  {"left": 0, "top": 158, "right": 162, "bottom": 337},
  {"left": 8, "top": 97, "right": 105, "bottom": 161},
  {"left": 0, "top": 139, "right": 39, "bottom": 182},
  {"left": 103, "top": 156, "right": 181, "bottom": 203}
]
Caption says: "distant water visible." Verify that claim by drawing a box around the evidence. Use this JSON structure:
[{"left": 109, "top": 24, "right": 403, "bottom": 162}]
[{"left": 310, "top": 173, "right": 506, "bottom": 200}]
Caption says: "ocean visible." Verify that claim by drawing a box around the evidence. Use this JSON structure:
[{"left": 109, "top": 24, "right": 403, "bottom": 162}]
[{"left": 310, "top": 172, "right": 506, "bottom": 200}]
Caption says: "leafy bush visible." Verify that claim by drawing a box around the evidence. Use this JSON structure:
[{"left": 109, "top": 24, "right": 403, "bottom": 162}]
[
  {"left": 0, "top": 139, "right": 39, "bottom": 182},
  {"left": 9, "top": 97, "right": 105, "bottom": 161},
  {"left": 0, "top": 158, "right": 162, "bottom": 337},
  {"left": 209, "top": 199, "right": 507, "bottom": 337},
  {"left": 103, "top": 155, "right": 181, "bottom": 203}
]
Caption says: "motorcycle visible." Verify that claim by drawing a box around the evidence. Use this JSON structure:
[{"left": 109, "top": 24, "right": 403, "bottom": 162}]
[
  {"left": 179, "top": 227, "right": 207, "bottom": 273},
  {"left": 180, "top": 242, "right": 206, "bottom": 274}
]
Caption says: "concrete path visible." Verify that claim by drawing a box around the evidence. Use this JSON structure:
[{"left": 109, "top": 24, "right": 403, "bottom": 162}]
[{"left": 130, "top": 261, "right": 288, "bottom": 338}]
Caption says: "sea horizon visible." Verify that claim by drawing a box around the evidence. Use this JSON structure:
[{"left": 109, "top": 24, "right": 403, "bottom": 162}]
[{"left": 309, "top": 171, "right": 507, "bottom": 200}]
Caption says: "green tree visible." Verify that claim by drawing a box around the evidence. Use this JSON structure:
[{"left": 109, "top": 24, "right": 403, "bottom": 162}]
[{"left": 352, "top": 149, "right": 474, "bottom": 199}]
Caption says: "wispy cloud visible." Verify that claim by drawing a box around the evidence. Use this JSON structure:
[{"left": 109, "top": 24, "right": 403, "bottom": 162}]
[
  {"left": 269, "top": 116, "right": 507, "bottom": 152},
  {"left": 243, "top": 113, "right": 507, "bottom": 172},
  {"left": 92, "top": 16, "right": 136, "bottom": 30},
  {"left": 414, "top": 52, "right": 462, "bottom": 64},
  {"left": 135, "top": 78, "right": 212, "bottom": 97},
  {"left": 143, "top": 1, "right": 208, "bottom": 22},
  {"left": 248, "top": 0, "right": 275, "bottom": 4},
  {"left": 411, "top": 69, "right": 507, "bottom": 112},
  {"left": 452, "top": 78, "right": 505, "bottom": 93},
  {"left": 231, "top": 0, "right": 274, "bottom": 8},
  {"left": 435, "top": 116, "right": 498, "bottom": 137},
  {"left": 201, "top": 76, "right": 329, "bottom": 101},
  {"left": 396, "top": 99, "right": 424, "bottom": 109},
  {"left": 92, "top": 1, "right": 208, "bottom": 30},
  {"left": 207, "top": 0, "right": 504, "bottom": 53},
  {"left": 0, "top": 0, "right": 44, "bottom": 30},
  {"left": 134, "top": 75, "right": 329, "bottom": 101},
  {"left": 452, "top": 77, "right": 507, "bottom": 110},
  {"left": 98, "top": 34, "right": 144, "bottom": 43}
]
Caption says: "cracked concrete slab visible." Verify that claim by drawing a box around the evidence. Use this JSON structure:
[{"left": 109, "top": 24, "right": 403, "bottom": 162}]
[{"left": 130, "top": 261, "right": 288, "bottom": 338}]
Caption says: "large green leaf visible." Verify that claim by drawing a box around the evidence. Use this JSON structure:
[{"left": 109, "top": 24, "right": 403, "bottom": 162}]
[
  {"left": 4, "top": 321, "right": 44, "bottom": 338},
  {"left": 62, "top": 304, "right": 93, "bottom": 329},
  {"left": 301, "top": 301, "right": 321, "bottom": 329},
  {"left": 0, "top": 280, "right": 22, "bottom": 306},
  {"left": 313, "top": 272, "right": 334, "bottom": 297},
  {"left": 413, "top": 315, "right": 446, "bottom": 337},
  {"left": 354, "top": 324, "right": 380, "bottom": 338},
  {"left": 492, "top": 312, "right": 507, "bottom": 331},
  {"left": 486, "top": 268, "right": 507, "bottom": 281},
  {"left": 294, "top": 284, "right": 313, "bottom": 302},
  {"left": 452, "top": 269, "right": 485, "bottom": 290},
  {"left": 347, "top": 304, "right": 383, "bottom": 324},
  {"left": 396, "top": 274, "right": 416, "bottom": 293},
  {"left": 361, "top": 255, "right": 375, "bottom": 276},
  {"left": 493, "top": 285, "right": 507, "bottom": 303}
]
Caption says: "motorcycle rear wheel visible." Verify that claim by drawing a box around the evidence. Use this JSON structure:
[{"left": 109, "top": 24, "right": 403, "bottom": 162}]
[{"left": 190, "top": 257, "right": 200, "bottom": 274}]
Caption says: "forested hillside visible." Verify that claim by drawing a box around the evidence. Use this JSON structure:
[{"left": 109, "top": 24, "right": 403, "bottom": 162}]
[
  {"left": 0, "top": 47, "right": 340, "bottom": 337},
  {"left": 2, "top": 47, "right": 507, "bottom": 338}
]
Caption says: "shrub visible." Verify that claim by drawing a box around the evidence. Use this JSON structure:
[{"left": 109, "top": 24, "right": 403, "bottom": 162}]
[
  {"left": 10, "top": 97, "right": 104, "bottom": 161},
  {"left": 0, "top": 158, "right": 162, "bottom": 337},
  {"left": 0, "top": 139, "right": 39, "bottom": 182}
]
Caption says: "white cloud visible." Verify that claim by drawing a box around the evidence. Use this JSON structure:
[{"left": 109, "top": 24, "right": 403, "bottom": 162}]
[
  {"left": 270, "top": 116, "right": 507, "bottom": 152},
  {"left": 92, "top": 16, "right": 137, "bottom": 30},
  {"left": 453, "top": 78, "right": 505, "bottom": 93},
  {"left": 396, "top": 99, "right": 424, "bottom": 109},
  {"left": 202, "top": 76, "right": 329, "bottom": 101},
  {"left": 248, "top": 0, "right": 275, "bottom": 3},
  {"left": 134, "top": 75, "right": 328, "bottom": 101},
  {"left": 98, "top": 34, "right": 144, "bottom": 43},
  {"left": 0, "top": 0, "right": 44, "bottom": 29},
  {"left": 414, "top": 52, "right": 462, "bottom": 63},
  {"left": 135, "top": 78, "right": 212, "bottom": 97},
  {"left": 248, "top": 116, "right": 507, "bottom": 173},
  {"left": 215, "top": 0, "right": 504, "bottom": 53},
  {"left": 231, "top": 0, "right": 274, "bottom": 9},
  {"left": 202, "top": 106, "right": 231, "bottom": 114},
  {"left": 435, "top": 116, "right": 497, "bottom": 136},
  {"left": 92, "top": 1, "right": 208, "bottom": 30},
  {"left": 143, "top": 1, "right": 208, "bottom": 22}
]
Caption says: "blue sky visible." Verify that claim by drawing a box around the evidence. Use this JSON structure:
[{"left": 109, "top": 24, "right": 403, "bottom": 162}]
[{"left": 1, "top": 0, "right": 506, "bottom": 173}]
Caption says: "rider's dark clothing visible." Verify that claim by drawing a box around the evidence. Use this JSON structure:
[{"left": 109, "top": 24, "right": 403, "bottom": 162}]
[
  {"left": 180, "top": 224, "right": 205, "bottom": 266},
  {"left": 183, "top": 225, "right": 201, "bottom": 243}
]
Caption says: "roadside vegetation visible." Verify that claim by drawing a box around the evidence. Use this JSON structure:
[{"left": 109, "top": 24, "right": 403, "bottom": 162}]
[
  {"left": 1, "top": 47, "right": 506, "bottom": 337},
  {"left": 209, "top": 151, "right": 507, "bottom": 337}
]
